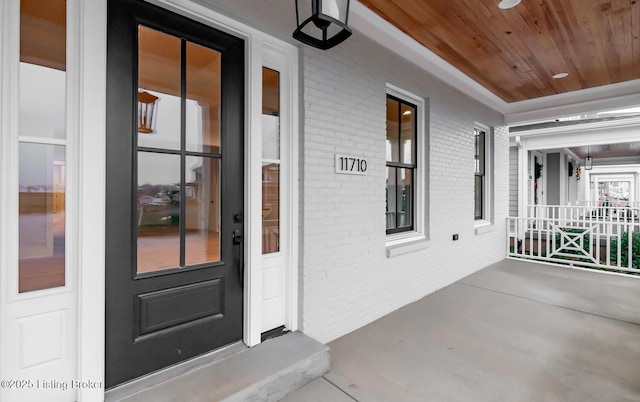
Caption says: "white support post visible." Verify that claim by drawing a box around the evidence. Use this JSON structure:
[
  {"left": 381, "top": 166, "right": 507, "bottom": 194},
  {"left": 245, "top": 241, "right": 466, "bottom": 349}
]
[
  {"left": 516, "top": 136, "right": 527, "bottom": 241},
  {"left": 77, "top": 0, "right": 107, "bottom": 400}
]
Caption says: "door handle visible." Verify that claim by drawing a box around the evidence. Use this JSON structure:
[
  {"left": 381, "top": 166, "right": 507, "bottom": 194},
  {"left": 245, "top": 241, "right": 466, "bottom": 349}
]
[{"left": 232, "top": 229, "right": 244, "bottom": 285}]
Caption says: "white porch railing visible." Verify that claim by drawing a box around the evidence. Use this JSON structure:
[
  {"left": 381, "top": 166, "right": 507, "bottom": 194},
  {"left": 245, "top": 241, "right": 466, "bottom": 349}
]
[
  {"left": 526, "top": 204, "right": 640, "bottom": 223},
  {"left": 577, "top": 200, "right": 640, "bottom": 209},
  {"left": 508, "top": 205, "right": 640, "bottom": 274}
]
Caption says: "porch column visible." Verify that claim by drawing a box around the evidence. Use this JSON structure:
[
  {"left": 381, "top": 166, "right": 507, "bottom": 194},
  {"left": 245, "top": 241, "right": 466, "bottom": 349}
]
[
  {"left": 634, "top": 172, "right": 639, "bottom": 205},
  {"left": 516, "top": 136, "right": 527, "bottom": 240}
]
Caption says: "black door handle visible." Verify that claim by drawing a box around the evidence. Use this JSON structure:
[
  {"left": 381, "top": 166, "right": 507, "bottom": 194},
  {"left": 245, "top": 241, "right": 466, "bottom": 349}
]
[{"left": 232, "top": 229, "right": 244, "bottom": 285}]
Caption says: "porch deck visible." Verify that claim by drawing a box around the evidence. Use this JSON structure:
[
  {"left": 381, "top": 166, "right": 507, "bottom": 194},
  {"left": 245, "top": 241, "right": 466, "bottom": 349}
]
[{"left": 284, "top": 259, "right": 640, "bottom": 401}]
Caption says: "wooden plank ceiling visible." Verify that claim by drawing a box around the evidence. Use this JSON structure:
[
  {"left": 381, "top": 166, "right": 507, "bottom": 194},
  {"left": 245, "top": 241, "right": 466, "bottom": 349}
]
[
  {"left": 359, "top": 0, "right": 640, "bottom": 103},
  {"left": 570, "top": 142, "right": 640, "bottom": 159}
]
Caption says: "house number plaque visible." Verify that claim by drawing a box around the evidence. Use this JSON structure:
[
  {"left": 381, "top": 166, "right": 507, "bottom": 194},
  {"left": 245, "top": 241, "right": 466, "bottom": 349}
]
[{"left": 335, "top": 154, "right": 368, "bottom": 175}]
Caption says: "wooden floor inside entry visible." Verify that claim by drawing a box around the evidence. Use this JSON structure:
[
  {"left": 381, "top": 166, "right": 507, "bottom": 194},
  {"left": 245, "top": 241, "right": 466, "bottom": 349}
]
[
  {"left": 18, "top": 211, "right": 65, "bottom": 293},
  {"left": 19, "top": 253, "right": 65, "bottom": 293},
  {"left": 137, "top": 229, "right": 221, "bottom": 273},
  {"left": 18, "top": 224, "right": 221, "bottom": 292}
]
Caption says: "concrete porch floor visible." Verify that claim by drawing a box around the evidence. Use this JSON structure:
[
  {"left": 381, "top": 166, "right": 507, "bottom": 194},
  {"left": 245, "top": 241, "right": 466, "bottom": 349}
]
[{"left": 283, "top": 259, "right": 640, "bottom": 401}]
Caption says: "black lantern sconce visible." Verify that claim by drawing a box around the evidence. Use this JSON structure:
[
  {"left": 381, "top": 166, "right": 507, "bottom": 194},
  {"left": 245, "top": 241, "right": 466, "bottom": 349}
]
[
  {"left": 294, "top": 0, "right": 352, "bottom": 50},
  {"left": 138, "top": 90, "right": 159, "bottom": 134},
  {"left": 585, "top": 145, "right": 593, "bottom": 170}
]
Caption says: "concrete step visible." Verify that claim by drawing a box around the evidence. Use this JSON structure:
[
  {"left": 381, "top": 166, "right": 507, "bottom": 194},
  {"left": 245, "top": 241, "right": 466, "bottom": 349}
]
[{"left": 106, "top": 331, "right": 329, "bottom": 402}]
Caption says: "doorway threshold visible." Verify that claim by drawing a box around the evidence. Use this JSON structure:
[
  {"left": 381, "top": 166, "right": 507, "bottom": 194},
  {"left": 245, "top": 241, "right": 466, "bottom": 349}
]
[{"left": 105, "top": 331, "right": 329, "bottom": 402}]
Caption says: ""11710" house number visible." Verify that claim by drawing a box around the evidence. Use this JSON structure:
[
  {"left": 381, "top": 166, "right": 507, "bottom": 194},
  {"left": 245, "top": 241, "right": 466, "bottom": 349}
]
[{"left": 335, "top": 154, "right": 368, "bottom": 175}]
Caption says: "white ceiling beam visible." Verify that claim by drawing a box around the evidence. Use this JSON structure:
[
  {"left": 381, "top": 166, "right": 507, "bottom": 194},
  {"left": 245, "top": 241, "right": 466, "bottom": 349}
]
[{"left": 513, "top": 117, "right": 640, "bottom": 150}]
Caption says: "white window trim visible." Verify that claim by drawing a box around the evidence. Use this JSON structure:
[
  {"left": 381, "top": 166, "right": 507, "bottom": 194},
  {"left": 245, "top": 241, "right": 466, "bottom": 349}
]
[
  {"left": 385, "top": 84, "right": 428, "bottom": 256},
  {"left": 474, "top": 123, "right": 494, "bottom": 234}
]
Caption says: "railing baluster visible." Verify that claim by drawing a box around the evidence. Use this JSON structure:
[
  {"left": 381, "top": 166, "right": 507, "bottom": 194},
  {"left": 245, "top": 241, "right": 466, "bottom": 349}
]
[
  {"left": 537, "top": 214, "right": 542, "bottom": 257},
  {"left": 520, "top": 217, "right": 524, "bottom": 256},
  {"left": 627, "top": 223, "right": 633, "bottom": 270},
  {"left": 605, "top": 221, "right": 611, "bottom": 266},
  {"left": 507, "top": 217, "right": 511, "bottom": 256},
  {"left": 617, "top": 223, "right": 622, "bottom": 269},
  {"left": 528, "top": 217, "right": 533, "bottom": 257},
  {"left": 546, "top": 213, "right": 551, "bottom": 259}
]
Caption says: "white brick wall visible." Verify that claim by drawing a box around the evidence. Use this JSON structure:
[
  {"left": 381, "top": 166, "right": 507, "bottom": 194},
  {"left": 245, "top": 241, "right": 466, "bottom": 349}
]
[
  {"left": 203, "top": 0, "right": 511, "bottom": 345},
  {"left": 299, "top": 34, "right": 509, "bottom": 343}
]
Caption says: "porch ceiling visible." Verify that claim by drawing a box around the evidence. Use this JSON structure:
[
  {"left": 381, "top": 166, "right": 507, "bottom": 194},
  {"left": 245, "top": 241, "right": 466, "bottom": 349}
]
[
  {"left": 128, "top": 0, "right": 638, "bottom": 123},
  {"left": 358, "top": 0, "right": 640, "bottom": 105},
  {"left": 570, "top": 141, "right": 640, "bottom": 159}
]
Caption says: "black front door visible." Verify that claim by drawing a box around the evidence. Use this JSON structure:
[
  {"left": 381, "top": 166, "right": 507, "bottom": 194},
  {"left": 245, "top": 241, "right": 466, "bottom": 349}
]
[{"left": 105, "top": 0, "right": 244, "bottom": 387}]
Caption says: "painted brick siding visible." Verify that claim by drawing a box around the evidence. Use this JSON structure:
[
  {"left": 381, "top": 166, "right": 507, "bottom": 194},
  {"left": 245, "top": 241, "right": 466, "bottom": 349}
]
[{"left": 299, "top": 34, "right": 509, "bottom": 344}]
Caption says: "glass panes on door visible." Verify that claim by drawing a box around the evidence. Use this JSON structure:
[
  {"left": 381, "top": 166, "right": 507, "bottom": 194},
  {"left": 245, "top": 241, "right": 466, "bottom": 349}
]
[
  {"left": 136, "top": 152, "right": 181, "bottom": 272},
  {"left": 18, "top": 0, "right": 67, "bottom": 293},
  {"left": 136, "top": 26, "right": 222, "bottom": 273},
  {"left": 137, "top": 27, "right": 181, "bottom": 150},
  {"left": 186, "top": 42, "right": 222, "bottom": 153},
  {"left": 184, "top": 156, "right": 220, "bottom": 266},
  {"left": 262, "top": 68, "right": 280, "bottom": 254}
]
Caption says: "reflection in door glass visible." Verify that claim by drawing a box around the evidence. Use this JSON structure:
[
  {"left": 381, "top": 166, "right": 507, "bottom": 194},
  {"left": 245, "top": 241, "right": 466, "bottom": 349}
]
[
  {"left": 186, "top": 42, "right": 221, "bottom": 153},
  {"left": 185, "top": 156, "right": 221, "bottom": 265},
  {"left": 262, "top": 68, "right": 280, "bottom": 159},
  {"left": 18, "top": 0, "right": 67, "bottom": 293},
  {"left": 137, "top": 152, "right": 181, "bottom": 273},
  {"left": 19, "top": 143, "right": 66, "bottom": 293},
  {"left": 137, "top": 26, "right": 181, "bottom": 150},
  {"left": 262, "top": 163, "right": 280, "bottom": 253},
  {"left": 136, "top": 26, "right": 225, "bottom": 273},
  {"left": 262, "top": 68, "right": 280, "bottom": 254},
  {"left": 20, "top": 0, "right": 66, "bottom": 140}
]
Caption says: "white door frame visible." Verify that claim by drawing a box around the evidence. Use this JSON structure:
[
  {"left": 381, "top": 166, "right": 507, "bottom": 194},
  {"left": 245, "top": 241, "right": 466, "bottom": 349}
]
[
  {"left": 142, "top": 0, "right": 298, "bottom": 346},
  {"left": 144, "top": 0, "right": 300, "bottom": 348}
]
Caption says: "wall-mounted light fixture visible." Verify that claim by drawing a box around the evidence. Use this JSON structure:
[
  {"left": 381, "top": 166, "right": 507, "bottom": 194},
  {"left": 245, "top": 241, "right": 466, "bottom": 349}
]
[
  {"left": 293, "top": 0, "right": 352, "bottom": 50},
  {"left": 138, "top": 90, "right": 159, "bottom": 134},
  {"left": 585, "top": 145, "right": 593, "bottom": 170}
]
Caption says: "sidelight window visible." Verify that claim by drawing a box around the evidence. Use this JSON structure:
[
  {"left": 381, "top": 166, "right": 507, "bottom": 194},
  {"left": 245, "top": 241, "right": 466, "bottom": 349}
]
[
  {"left": 262, "top": 67, "right": 280, "bottom": 254},
  {"left": 18, "top": 0, "right": 67, "bottom": 293}
]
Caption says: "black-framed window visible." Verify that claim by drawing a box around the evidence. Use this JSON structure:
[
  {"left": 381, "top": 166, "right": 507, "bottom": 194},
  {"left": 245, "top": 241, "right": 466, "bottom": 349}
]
[
  {"left": 386, "top": 95, "right": 416, "bottom": 234},
  {"left": 474, "top": 128, "right": 486, "bottom": 220}
]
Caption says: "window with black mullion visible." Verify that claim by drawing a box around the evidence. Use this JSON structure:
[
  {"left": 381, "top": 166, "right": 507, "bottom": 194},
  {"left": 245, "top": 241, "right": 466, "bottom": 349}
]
[
  {"left": 474, "top": 128, "right": 485, "bottom": 220},
  {"left": 386, "top": 95, "right": 416, "bottom": 234},
  {"left": 136, "top": 30, "right": 223, "bottom": 273}
]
